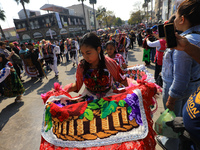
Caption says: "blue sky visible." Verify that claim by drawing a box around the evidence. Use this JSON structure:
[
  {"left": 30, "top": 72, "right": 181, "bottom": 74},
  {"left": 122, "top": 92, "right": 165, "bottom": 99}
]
[{"left": 0, "top": 0, "right": 145, "bottom": 29}]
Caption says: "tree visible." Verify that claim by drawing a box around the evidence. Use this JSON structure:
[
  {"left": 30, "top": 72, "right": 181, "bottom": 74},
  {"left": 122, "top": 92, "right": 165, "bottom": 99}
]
[
  {"left": 128, "top": 10, "right": 145, "bottom": 25},
  {"left": 78, "top": 0, "right": 87, "bottom": 30},
  {"left": 96, "top": 7, "right": 115, "bottom": 28},
  {"left": 14, "top": 0, "right": 33, "bottom": 39},
  {"left": 128, "top": 2, "right": 145, "bottom": 25},
  {"left": 0, "top": 9, "right": 7, "bottom": 40},
  {"left": 114, "top": 17, "right": 123, "bottom": 26}
]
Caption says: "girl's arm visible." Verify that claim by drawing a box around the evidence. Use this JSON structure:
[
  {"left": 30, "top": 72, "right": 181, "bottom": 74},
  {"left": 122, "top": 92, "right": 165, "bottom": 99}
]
[{"left": 7, "top": 51, "right": 14, "bottom": 60}]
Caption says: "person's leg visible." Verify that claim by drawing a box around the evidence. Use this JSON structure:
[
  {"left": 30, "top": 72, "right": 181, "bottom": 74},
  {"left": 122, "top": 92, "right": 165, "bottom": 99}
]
[
  {"left": 65, "top": 51, "right": 69, "bottom": 62},
  {"left": 159, "top": 81, "right": 180, "bottom": 150},
  {"left": 13, "top": 63, "right": 21, "bottom": 79},
  {"left": 0, "top": 82, "right": 4, "bottom": 96},
  {"left": 52, "top": 58, "right": 59, "bottom": 76},
  {"left": 75, "top": 51, "right": 78, "bottom": 66},
  {"left": 34, "top": 62, "right": 44, "bottom": 77},
  {"left": 155, "top": 63, "right": 162, "bottom": 81}
]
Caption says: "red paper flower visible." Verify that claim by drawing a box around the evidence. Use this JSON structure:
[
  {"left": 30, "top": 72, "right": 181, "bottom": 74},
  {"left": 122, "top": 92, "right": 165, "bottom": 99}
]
[{"left": 50, "top": 109, "right": 57, "bottom": 117}]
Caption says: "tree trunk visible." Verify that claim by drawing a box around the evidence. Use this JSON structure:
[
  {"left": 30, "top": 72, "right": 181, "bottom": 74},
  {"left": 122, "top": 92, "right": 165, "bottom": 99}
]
[
  {"left": 81, "top": 1, "right": 87, "bottom": 31},
  {"left": 0, "top": 25, "right": 7, "bottom": 40},
  {"left": 21, "top": 0, "right": 33, "bottom": 40}
]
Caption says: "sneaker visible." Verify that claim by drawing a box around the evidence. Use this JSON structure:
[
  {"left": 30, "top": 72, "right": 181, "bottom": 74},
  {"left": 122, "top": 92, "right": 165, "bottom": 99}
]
[
  {"left": 15, "top": 96, "right": 22, "bottom": 103},
  {"left": 73, "top": 63, "right": 75, "bottom": 67},
  {"left": 55, "top": 75, "right": 58, "bottom": 79},
  {"left": 155, "top": 135, "right": 168, "bottom": 150},
  {"left": 39, "top": 77, "right": 43, "bottom": 82}
]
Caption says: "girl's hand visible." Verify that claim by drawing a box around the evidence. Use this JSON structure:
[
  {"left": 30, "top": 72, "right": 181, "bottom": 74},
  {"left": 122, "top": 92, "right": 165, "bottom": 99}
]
[
  {"left": 10, "top": 68, "right": 15, "bottom": 72},
  {"left": 166, "top": 96, "right": 176, "bottom": 111},
  {"left": 166, "top": 101, "right": 175, "bottom": 111},
  {"left": 172, "top": 33, "right": 189, "bottom": 51}
]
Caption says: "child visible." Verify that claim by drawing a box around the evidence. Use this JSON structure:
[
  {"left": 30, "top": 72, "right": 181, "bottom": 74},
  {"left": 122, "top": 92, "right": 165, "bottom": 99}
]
[
  {"left": 64, "top": 33, "right": 128, "bottom": 96},
  {"left": 106, "top": 40, "right": 127, "bottom": 69},
  {"left": 40, "top": 33, "right": 158, "bottom": 150},
  {"left": 0, "top": 53, "right": 25, "bottom": 102}
]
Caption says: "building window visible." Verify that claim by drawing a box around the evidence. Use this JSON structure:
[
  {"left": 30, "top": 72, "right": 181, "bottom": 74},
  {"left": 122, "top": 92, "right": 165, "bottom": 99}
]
[
  {"left": 46, "top": 18, "right": 50, "bottom": 24},
  {"left": 34, "top": 20, "right": 39, "bottom": 28},
  {"left": 17, "top": 24, "right": 21, "bottom": 29},
  {"left": 22, "top": 23, "right": 26, "bottom": 28}
]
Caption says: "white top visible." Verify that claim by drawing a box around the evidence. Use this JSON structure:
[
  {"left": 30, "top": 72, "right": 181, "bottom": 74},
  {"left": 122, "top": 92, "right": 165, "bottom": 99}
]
[{"left": 147, "top": 40, "right": 161, "bottom": 50}]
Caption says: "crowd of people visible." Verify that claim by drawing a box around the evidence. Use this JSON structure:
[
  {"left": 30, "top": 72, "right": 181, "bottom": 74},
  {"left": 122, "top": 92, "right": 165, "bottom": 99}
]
[{"left": 0, "top": 0, "right": 200, "bottom": 149}]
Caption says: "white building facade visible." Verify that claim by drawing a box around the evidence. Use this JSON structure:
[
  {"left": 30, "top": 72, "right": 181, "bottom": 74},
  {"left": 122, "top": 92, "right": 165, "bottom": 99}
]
[{"left": 67, "top": 4, "right": 99, "bottom": 31}]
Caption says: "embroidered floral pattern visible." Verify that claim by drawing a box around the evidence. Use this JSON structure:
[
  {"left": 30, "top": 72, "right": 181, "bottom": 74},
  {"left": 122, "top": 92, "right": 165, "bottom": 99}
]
[
  {"left": 124, "top": 93, "right": 143, "bottom": 125},
  {"left": 83, "top": 69, "right": 111, "bottom": 93}
]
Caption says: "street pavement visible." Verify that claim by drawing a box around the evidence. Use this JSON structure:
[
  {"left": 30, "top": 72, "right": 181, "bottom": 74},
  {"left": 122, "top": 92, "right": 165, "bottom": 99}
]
[{"left": 0, "top": 44, "right": 164, "bottom": 150}]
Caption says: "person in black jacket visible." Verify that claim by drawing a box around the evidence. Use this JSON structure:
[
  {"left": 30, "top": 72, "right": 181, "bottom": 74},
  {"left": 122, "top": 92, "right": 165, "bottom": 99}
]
[{"left": 26, "top": 43, "right": 44, "bottom": 81}]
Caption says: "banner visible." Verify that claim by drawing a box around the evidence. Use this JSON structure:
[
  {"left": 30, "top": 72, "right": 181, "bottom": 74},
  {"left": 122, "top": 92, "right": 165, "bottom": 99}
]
[{"left": 55, "top": 12, "right": 62, "bottom": 29}]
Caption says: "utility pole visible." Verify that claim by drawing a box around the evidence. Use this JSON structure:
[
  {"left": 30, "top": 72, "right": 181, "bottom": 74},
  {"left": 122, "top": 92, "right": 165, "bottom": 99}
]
[
  {"left": 92, "top": 4, "right": 96, "bottom": 31},
  {"left": 158, "top": 0, "right": 160, "bottom": 21},
  {"left": 167, "top": 0, "right": 171, "bottom": 19},
  {"left": 151, "top": 0, "right": 153, "bottom": 24},
  {"left": 89, "top": 0, "right": 97, "bottom": 31}
]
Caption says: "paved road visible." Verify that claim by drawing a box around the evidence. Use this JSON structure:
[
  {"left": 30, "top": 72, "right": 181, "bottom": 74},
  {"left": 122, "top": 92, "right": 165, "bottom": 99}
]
[{"left": 0, "top": 44, "right": 164, "bottom": 150}]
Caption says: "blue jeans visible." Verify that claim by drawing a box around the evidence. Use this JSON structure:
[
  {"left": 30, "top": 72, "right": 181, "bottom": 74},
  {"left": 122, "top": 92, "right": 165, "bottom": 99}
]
[
  {"left": 65, "top": 51, "right": 69, "bottom": 62},
  {"left": 150, "top": 48, "right": 156, "bottom": 62}
]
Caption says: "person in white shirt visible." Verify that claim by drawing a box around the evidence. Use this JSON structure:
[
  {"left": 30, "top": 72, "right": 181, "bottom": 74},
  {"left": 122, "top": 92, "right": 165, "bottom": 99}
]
[
  {"left": 39, "top": 41, "right": 59, "bottom": 78},
  {"left": 69, "top": 38, "right": 79, "bottom": 67},
  {"left": 146, "top": 38, "right": 166, "bottom": 81}
]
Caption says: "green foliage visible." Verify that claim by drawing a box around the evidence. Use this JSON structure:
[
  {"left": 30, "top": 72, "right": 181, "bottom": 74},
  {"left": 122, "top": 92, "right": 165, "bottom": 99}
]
[
  {"left": 118, "top": 100, "right": 126, "bottom": 107},
  {"left": 87, "top": 102, "right": 100, "bottom": 110},
  {"left": 84, "top": 108, "right": 94, "bottom": 121},
  {"left": 128, "top": 10, "right": 145, "bottom": 25},
  {"left": 81, "top": 98, "right": 119, "bottom": 120},
  {"left": 114, "top": 17, "right": 123, "bottom": 26},
  {"left": 79, "top": 113, "right": 85, "bottom": 119},
  {"left": 127, "top": 106, "right": 132, "bottom": 114},
  {"left": 14, "top": 0, "right": 30, "bottom": 5},
  {"left": 96, "top": 6, "right": 116, "bottom": 27},
  {"left": 101, "top": 101, "right": 118, "bottom": 119},
  {"left": 98, "top": 98, "right": 105, "bottom": 105},
  {"left": 45, "top": 106, "right": 52, "bottom": 132},
  {"left": 89, "top": 0, "right": 96, "bottom": 4},
  {"left": 0, "top": 9, "right": 5, "bottom": 21}
]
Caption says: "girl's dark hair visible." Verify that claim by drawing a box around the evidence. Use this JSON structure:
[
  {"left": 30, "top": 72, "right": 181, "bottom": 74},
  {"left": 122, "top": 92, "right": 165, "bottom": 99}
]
[
  {"left": 105, "top": 40, "right": 117, "bottom": 54},
  {"left": 168, "top": 14, "right": 176, "bottom": 23},
  {"left": 0, "top": 53, "right": 8, "bottom": 69},
  {"left": 80, "top": 32, "right": 105, "bottom": 76},
  {"left": 177, "top": 0, "right": 200, "bottom": 26}
]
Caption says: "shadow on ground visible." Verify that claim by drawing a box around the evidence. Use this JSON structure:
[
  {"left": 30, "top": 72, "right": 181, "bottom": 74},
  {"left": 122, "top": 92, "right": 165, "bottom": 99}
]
[
  {"left": 37, "top": 78, "right": 62, "bottom": 95},
  {"left": 0, "top": 101, "right": 24, "bottom": 131}
]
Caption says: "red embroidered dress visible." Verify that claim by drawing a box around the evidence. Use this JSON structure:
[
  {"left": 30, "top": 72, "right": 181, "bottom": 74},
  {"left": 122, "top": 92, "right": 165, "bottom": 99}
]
[
  {"left": 40, "top": 56, "right": 157, "bottom": 150},
  {"left": 112, "top": 53, "right": 126, "bottom": 68}
]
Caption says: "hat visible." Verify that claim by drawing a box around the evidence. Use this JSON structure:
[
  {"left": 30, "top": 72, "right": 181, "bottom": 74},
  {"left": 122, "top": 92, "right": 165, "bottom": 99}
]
[
  {"left": 164, "top": 20, "right": 169, "bottom": 25},
  {"left": 9, "top": 43, "right": 14, "bottom": 47},
  {"left": 151, "top": 25, "right": 157, "bottom": 30},
  {"left": 145, "top": 28, "right": 151, "bottom": 32}
]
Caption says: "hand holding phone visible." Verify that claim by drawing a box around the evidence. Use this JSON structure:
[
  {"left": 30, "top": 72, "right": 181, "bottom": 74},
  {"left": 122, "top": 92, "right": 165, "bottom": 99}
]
[
  {"left": 164, "top": 23, "right": 177, "bottom": 48},
  {"left": 158, "top": 24, "right": 165, "bottom": 38}
]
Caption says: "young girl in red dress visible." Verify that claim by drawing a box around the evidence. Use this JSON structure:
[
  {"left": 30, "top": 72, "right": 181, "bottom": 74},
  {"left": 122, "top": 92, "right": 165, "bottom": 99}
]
[
  {"left": 40, "top": 33, "right": 158, "bottom": 150},
  {"left": 106, "top": 40, "right": 127, "bottom": 69}
]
